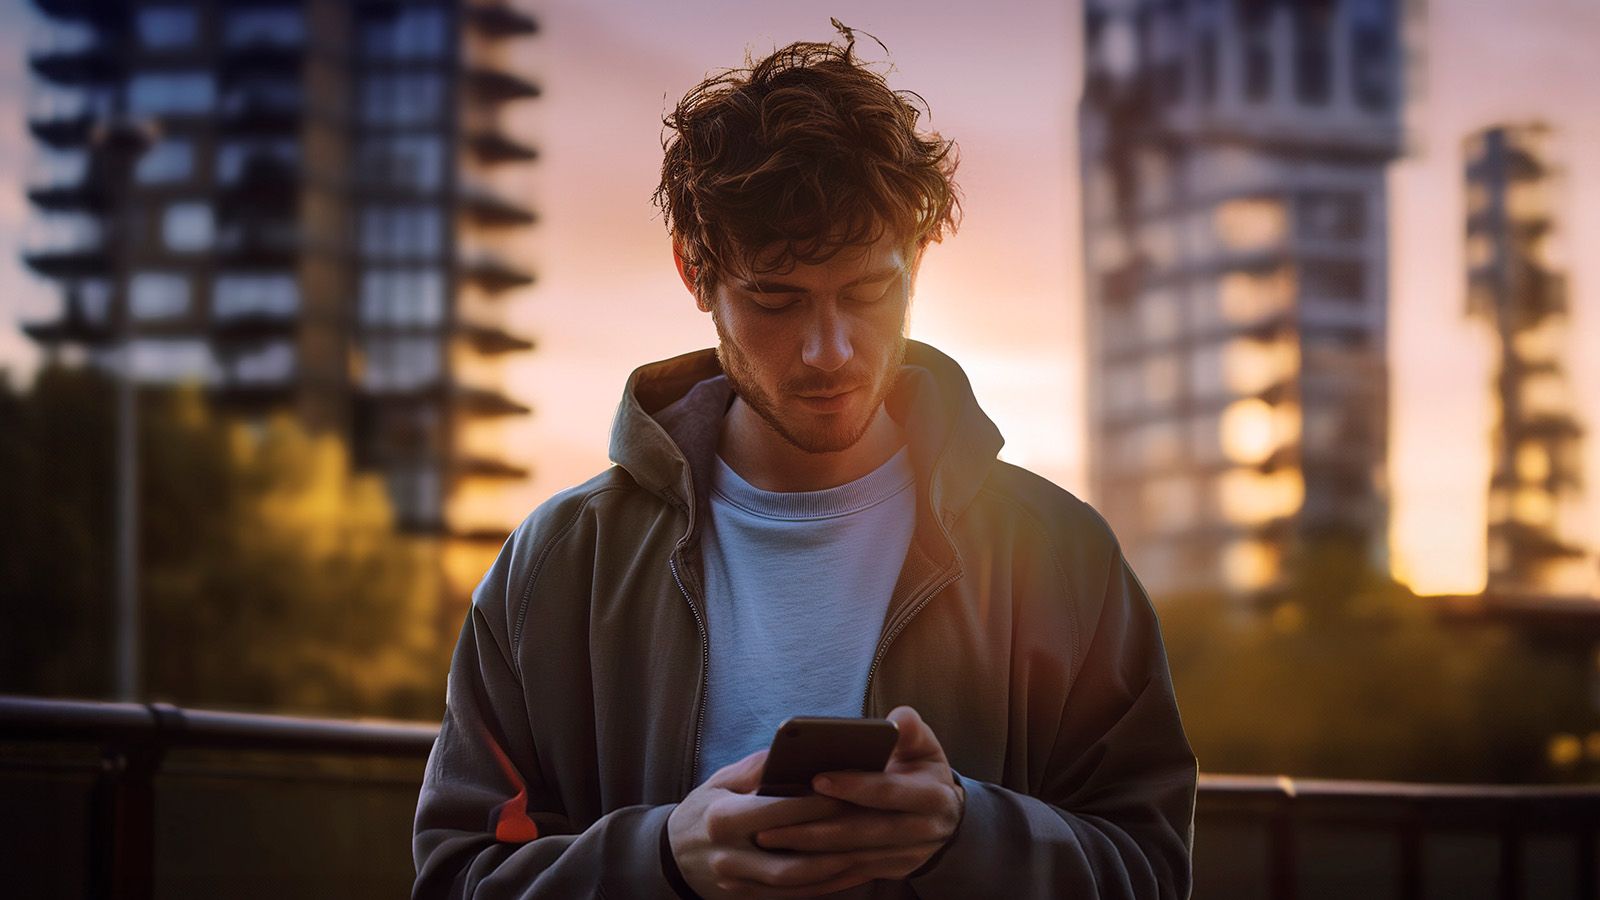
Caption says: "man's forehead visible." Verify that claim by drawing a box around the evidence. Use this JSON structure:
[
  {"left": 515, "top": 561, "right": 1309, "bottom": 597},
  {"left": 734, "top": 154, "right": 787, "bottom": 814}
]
[{"left": 734, "top": 235, "right": 912, "bottom": 282}]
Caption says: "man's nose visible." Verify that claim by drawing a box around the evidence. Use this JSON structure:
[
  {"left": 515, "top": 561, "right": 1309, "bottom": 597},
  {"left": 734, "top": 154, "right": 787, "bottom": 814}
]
[{"left": 800, "top": 303, "right": 853, "bottom": 372}]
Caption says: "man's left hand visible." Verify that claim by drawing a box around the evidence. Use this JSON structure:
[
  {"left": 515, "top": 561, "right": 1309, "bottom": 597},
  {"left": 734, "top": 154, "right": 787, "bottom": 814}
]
[{"left": 742, "top": 706, "right": 965, "bottom": 892}]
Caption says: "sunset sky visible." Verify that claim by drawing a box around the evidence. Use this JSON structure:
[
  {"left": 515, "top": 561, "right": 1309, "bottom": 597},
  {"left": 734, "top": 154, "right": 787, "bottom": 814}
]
[{"left": 1, "top": 0, "right": 1596, "bottom": 597}]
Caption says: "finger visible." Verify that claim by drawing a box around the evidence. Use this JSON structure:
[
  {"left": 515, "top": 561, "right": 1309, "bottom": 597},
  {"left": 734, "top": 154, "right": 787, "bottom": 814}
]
[
  {"left": 706, "top": 748, "right": 769, "bottom": 792},
  {"left": 755, "top": 809, "right": 943, "bottom": 853},
  {"left": 707, "top": 793, "right": 851, "bottom": 845},
  {"left": 705, "top": 845, "right": 859, "bottom": 890},
  {"left": 884, "top": 705, "right": 947, "bottom": 765},
  {"left": 714, "top": 842, "right": 944, "bottom": 897},
  {"left": 812, "top": 768, "right": 948, "bottom": 814}
]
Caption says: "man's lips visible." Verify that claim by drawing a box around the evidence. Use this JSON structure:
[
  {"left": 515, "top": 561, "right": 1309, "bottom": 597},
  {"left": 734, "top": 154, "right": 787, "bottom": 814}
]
[{"left": 795, "top": 387, "right": 859, "bottom": 410}]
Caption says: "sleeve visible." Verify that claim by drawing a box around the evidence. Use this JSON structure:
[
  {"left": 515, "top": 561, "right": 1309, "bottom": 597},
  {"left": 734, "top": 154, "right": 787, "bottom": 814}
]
[
  {"left": 905, "top": 541, "right": 1198, "bottom": 900},
  {"left": 411, "top": 512, "right": 687, "bottom": 899}
]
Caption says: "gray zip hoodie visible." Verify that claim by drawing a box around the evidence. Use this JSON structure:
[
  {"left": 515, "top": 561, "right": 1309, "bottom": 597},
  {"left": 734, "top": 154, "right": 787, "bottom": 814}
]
[{"left": 411, "top": 340, "right": 1197, "bottom": 898}]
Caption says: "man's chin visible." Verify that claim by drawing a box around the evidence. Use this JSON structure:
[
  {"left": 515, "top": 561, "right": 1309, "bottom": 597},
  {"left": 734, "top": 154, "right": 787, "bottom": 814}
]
[{"left": 776, "top": 416, "right": 876, "bottom": 455}]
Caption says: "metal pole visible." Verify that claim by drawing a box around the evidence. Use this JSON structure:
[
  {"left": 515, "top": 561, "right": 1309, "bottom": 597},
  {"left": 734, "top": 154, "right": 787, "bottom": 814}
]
[{"left": 92, "top": 114, "right": 158, "bottom": 703}]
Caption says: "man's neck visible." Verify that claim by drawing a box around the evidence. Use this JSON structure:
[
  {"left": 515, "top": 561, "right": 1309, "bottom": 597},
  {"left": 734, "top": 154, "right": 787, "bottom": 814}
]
[{"left": 718, "top": 397, "right": 907, "bottom": 493}]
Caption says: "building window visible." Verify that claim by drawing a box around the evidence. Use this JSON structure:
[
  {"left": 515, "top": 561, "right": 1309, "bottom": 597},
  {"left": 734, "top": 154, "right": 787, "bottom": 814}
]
[
  {"left": 358, "top": 136, "right": 445, "bottom": 191},
  {"left": 361, "top": 336, "right": 442, "bottom": 390},
  {"left": 231, "top": 341, "right": 297, "bottom": 385},
  {"left": 1350, "top": 0, "right": 1393, "bottom": 111},
  {"left": 135, "top": 139, "right": 194, "bottom": 184},
  {"left": 1197, "top": 32, "right": 1218, "bottom": 105},
  {"left": 361, "top": 6, "right": 449, "bottom": 60},
  {"left": 360, "top": 75, "right": 445, "bottom": 126},
  {"left": 1296, "top": 191, "right": 1367, "bottom": 241},
  {"left": 74, "top": 278, "right": 114, "bottom": 325},
  {"left": 1293, "top": 2, "right": 1334, "bottom": 106},
  {"left": 222, "top": 76, "right": 302, "bottom": 116},
  {"left": 214, "top": 273, "right": 299, "bottom": 320},
  {"left": 1299, "top": 259, "right": 1365, "bottom": 302},
  {"left": 1238, "top": 1, "right": 1274, "bottom": 103},
  {"left": 128, "top": 71, "right": 216, "bottom": 115},
  {"left": 1214, "top": 197, "right": 1288, "bottom": 251},
  {"left": 130, "top": 272, "right": 191, "bottom": 320},
  {"left": 127, "top": 338, "right": 221, "bottom": 384},
  {"left": 1215, "top": 267, "right": 1294, "bottom": 324},
  {"left": 360, "top": 268, "right": 445, "bottom": 327},
  {"left": 163, "top": 202, "right": 214, "bottom": 252},
  {"left": 136, "top": 7, "right": 199, "bottom": 49},
  {"left": 387, "top": 463, "right": 442, "bottom": 526},
  {"left": 223, "top": 8, "right": 307, "bottom": 48},
  {"left": 361, "top": 205, "right": 444, "bottom": 259},
  {"left": 216, "top": 138, "right": 300, "bottom": 184}
]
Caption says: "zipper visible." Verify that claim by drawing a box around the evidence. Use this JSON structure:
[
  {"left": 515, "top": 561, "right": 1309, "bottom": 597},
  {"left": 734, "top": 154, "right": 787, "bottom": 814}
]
[
  {"left": 669, "top": 551, "right": 710, "bottom": 793},
  {"left": 858, "top": 565, "right": 962, "bottom": 716}
]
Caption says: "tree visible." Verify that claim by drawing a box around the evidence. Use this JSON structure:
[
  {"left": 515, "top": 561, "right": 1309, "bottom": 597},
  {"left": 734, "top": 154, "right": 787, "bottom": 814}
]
[
  {"left": 1157, "top": 534, "right": 1599, "bottom": 784},
  {"left": 0, "top": 364, "right": 451, "bottom": 721}
]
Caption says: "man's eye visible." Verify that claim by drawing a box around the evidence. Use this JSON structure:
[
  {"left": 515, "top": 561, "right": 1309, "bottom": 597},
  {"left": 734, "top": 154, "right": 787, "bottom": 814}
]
[
  {"left": 851, "top": 283, "right": 896, "bottom": 304},
  {"left": 751, "top": 297, "right": 796, "bottom": 313}
]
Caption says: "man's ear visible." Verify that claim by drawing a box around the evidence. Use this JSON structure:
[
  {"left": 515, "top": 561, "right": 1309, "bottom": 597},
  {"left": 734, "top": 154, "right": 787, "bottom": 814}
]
[{"left": 672, "top": 242, "right": 712, "bottom": 312}]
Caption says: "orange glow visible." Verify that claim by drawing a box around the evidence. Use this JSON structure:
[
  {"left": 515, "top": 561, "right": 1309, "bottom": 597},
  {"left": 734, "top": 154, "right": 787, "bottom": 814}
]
[
  {"left": 1218, "top": 467, "right": 1304, "bottom": 525},
  {"left": 1223, "top": 337, "right": 1299, "bottom": 395},
  {"left": 1219, "top": 268, "right": 1295, "bottom": 324},
  {"left": 1223, "top": 537, "right": 1281, "bottom": 591},
  {"left": 1221, "top": 398, "right": 1277, "bottom": 464},
  {"left": 1214, "top": 198, "right": 1287, "bottom": 251}
]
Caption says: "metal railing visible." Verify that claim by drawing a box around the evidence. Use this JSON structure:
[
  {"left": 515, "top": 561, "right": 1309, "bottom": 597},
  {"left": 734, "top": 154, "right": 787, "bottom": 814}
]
[{"left": 3, "top": 695, "right": 1598, "bottom": 899}]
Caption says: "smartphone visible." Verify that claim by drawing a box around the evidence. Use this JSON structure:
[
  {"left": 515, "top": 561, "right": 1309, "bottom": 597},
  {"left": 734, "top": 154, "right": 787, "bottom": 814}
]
[{"left": 756, "top": 716, "right": 900, "bottom": 797}]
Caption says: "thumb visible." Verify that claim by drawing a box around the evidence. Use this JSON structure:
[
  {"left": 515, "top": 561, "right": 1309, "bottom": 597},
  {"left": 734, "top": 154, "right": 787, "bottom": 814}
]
[
  {"left": 705, "top": 748, "right": 768, "bottom": 793},
  {"left": 886, "top": 706, "right": 947, "bottom": 765}
]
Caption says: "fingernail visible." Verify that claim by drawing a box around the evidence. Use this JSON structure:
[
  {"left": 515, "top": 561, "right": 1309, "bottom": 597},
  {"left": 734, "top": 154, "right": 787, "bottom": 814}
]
[{"left": 814, "top": 776, "right": 832, "bottom": 792}]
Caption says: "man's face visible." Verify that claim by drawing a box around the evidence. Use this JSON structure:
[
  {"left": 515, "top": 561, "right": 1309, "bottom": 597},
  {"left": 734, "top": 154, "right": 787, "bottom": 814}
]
[{"left": 698, "top": 233, "right": 917, "bottom": 455}]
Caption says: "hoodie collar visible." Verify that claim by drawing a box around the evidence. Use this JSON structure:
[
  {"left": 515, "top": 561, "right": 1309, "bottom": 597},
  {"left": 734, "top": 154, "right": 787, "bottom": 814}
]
[{"left": 607, "top": 340, "right": 1005, "bottom": 553}]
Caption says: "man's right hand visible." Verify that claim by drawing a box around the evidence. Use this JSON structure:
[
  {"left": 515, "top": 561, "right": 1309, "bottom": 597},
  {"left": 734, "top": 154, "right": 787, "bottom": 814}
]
[{"left": 666, "top": 749, "right": 915, "bottom": 898}]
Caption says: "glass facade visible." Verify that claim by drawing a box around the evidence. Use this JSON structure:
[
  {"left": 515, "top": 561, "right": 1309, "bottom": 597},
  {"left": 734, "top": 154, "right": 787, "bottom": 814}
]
[
  {"left": 1081, "top": 0, "right": 1402, "bottom": 600},
  {"left": 24, "top": 0, "right": 540, "bottom": 550}
]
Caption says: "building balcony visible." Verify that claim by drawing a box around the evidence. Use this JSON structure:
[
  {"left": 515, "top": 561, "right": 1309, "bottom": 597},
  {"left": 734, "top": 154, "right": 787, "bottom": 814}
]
[
  {"left": 462, "top": 127, "right": 539, "bottom": 165},
  {"left": 28, "top": 24, "right": 121, "bottom": 84},
  {"left": 457, "top": 182, "right": 537, "bottom": 227},
  {"left": 450, "top": 524, "right": 516, "bottom": 545},
  {"left": 209, "top": 312, "right": 299, "bottom": 339},
  {"left": 26, "top": 87, "right": 109, "bottom": 147},
  {"left": 460, "top": 65, "right": 540, "bottom": 103},
  {"left": 22, "top": 223, "right": 109, "bottom": 277},
  {"left": 21, "top": 311, "right": 114, "bottom": 345},
  {"left": 5, "top": 694, "right": 1596, "bottom": 899},
  {"left": 463, "top": 3, "right": 539, "bottom": 37},
  {"left": 28, "top": 0, "right": 132, "bottom": 22},
  {"left": 455, "top": 321, "right": 535, "bottom": 355},
  {"left": 452, "top": 383, "right": 531, "bottom": 417},
  {"left": 454, "top": 454, "right": 530, "bottom": 480},
  {"left": 25, "top": 172, "right": 97, "bottom": 212},
  {"left": 458, "top": 250, "right": 536, "bottom": 293},
  {"left": 357, "top": 379, "right": 530, "bottom": 419}
]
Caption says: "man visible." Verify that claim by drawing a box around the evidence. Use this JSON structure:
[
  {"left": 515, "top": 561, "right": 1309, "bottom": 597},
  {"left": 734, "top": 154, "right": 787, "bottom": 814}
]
[{"left": 413, "top": 31, "right": 1196, "bottom": 900}]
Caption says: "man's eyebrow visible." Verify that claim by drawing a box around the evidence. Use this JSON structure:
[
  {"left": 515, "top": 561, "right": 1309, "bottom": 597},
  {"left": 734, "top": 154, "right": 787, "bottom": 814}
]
[{"left": 737, "top": 267, "right": 903, "bottom": 294}]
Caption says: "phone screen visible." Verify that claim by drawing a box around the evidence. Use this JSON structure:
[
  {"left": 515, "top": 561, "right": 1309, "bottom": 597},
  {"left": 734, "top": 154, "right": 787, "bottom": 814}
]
[{"left": 756, "top": 716, "right": 899, "bottom": 797}]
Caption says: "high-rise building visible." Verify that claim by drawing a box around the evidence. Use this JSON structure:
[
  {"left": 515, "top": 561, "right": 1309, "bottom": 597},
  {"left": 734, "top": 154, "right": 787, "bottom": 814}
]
[
  {"left": 21, "top": 1, "right": 540, "bottom": 599},
  {"left": 1464, "top": 123, "right": 1593, "bottom": 597},
  {"left": 1078, "top": 0, "right": 1411, "bottom": 604}
]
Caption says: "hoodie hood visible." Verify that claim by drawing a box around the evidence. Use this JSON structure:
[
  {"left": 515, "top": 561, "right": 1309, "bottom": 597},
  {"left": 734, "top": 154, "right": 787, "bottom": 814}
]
[{"left": 607, "top": 339, "right": 1005, "bottom": 549}]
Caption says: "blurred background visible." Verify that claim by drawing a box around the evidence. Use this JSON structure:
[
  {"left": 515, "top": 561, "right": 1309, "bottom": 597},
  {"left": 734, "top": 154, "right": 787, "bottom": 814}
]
[{"left": 0, "top": 0, "right": 1597, "bottom": 896}]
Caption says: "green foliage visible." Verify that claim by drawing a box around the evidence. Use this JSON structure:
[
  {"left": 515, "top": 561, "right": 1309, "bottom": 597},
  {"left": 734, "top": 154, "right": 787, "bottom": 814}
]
[
  {"left": 1158, "top": 534, "right": 1599, "bottom": 784},
  {"left": 0, "top": 364, "right": 451, "bottom": 721}
]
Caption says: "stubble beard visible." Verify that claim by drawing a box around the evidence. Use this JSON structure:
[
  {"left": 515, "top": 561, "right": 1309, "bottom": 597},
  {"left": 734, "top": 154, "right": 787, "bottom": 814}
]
[{"left": 711, "top": 309, "right": 906, "bottom": 456}]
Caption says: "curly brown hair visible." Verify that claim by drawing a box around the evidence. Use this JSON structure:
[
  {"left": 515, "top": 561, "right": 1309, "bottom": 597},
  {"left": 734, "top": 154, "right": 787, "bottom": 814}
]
[{"left": 652, "top": 26, "right": 961, "bottom": 298}]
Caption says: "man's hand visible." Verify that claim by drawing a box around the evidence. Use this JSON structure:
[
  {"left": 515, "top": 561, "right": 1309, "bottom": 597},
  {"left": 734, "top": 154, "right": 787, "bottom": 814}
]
[
  {"left": 668, "top": 746, "right": 941, "bottom": 899},
  {"left": 742, "top": 706, "right": 966, "bottom": 894}
]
